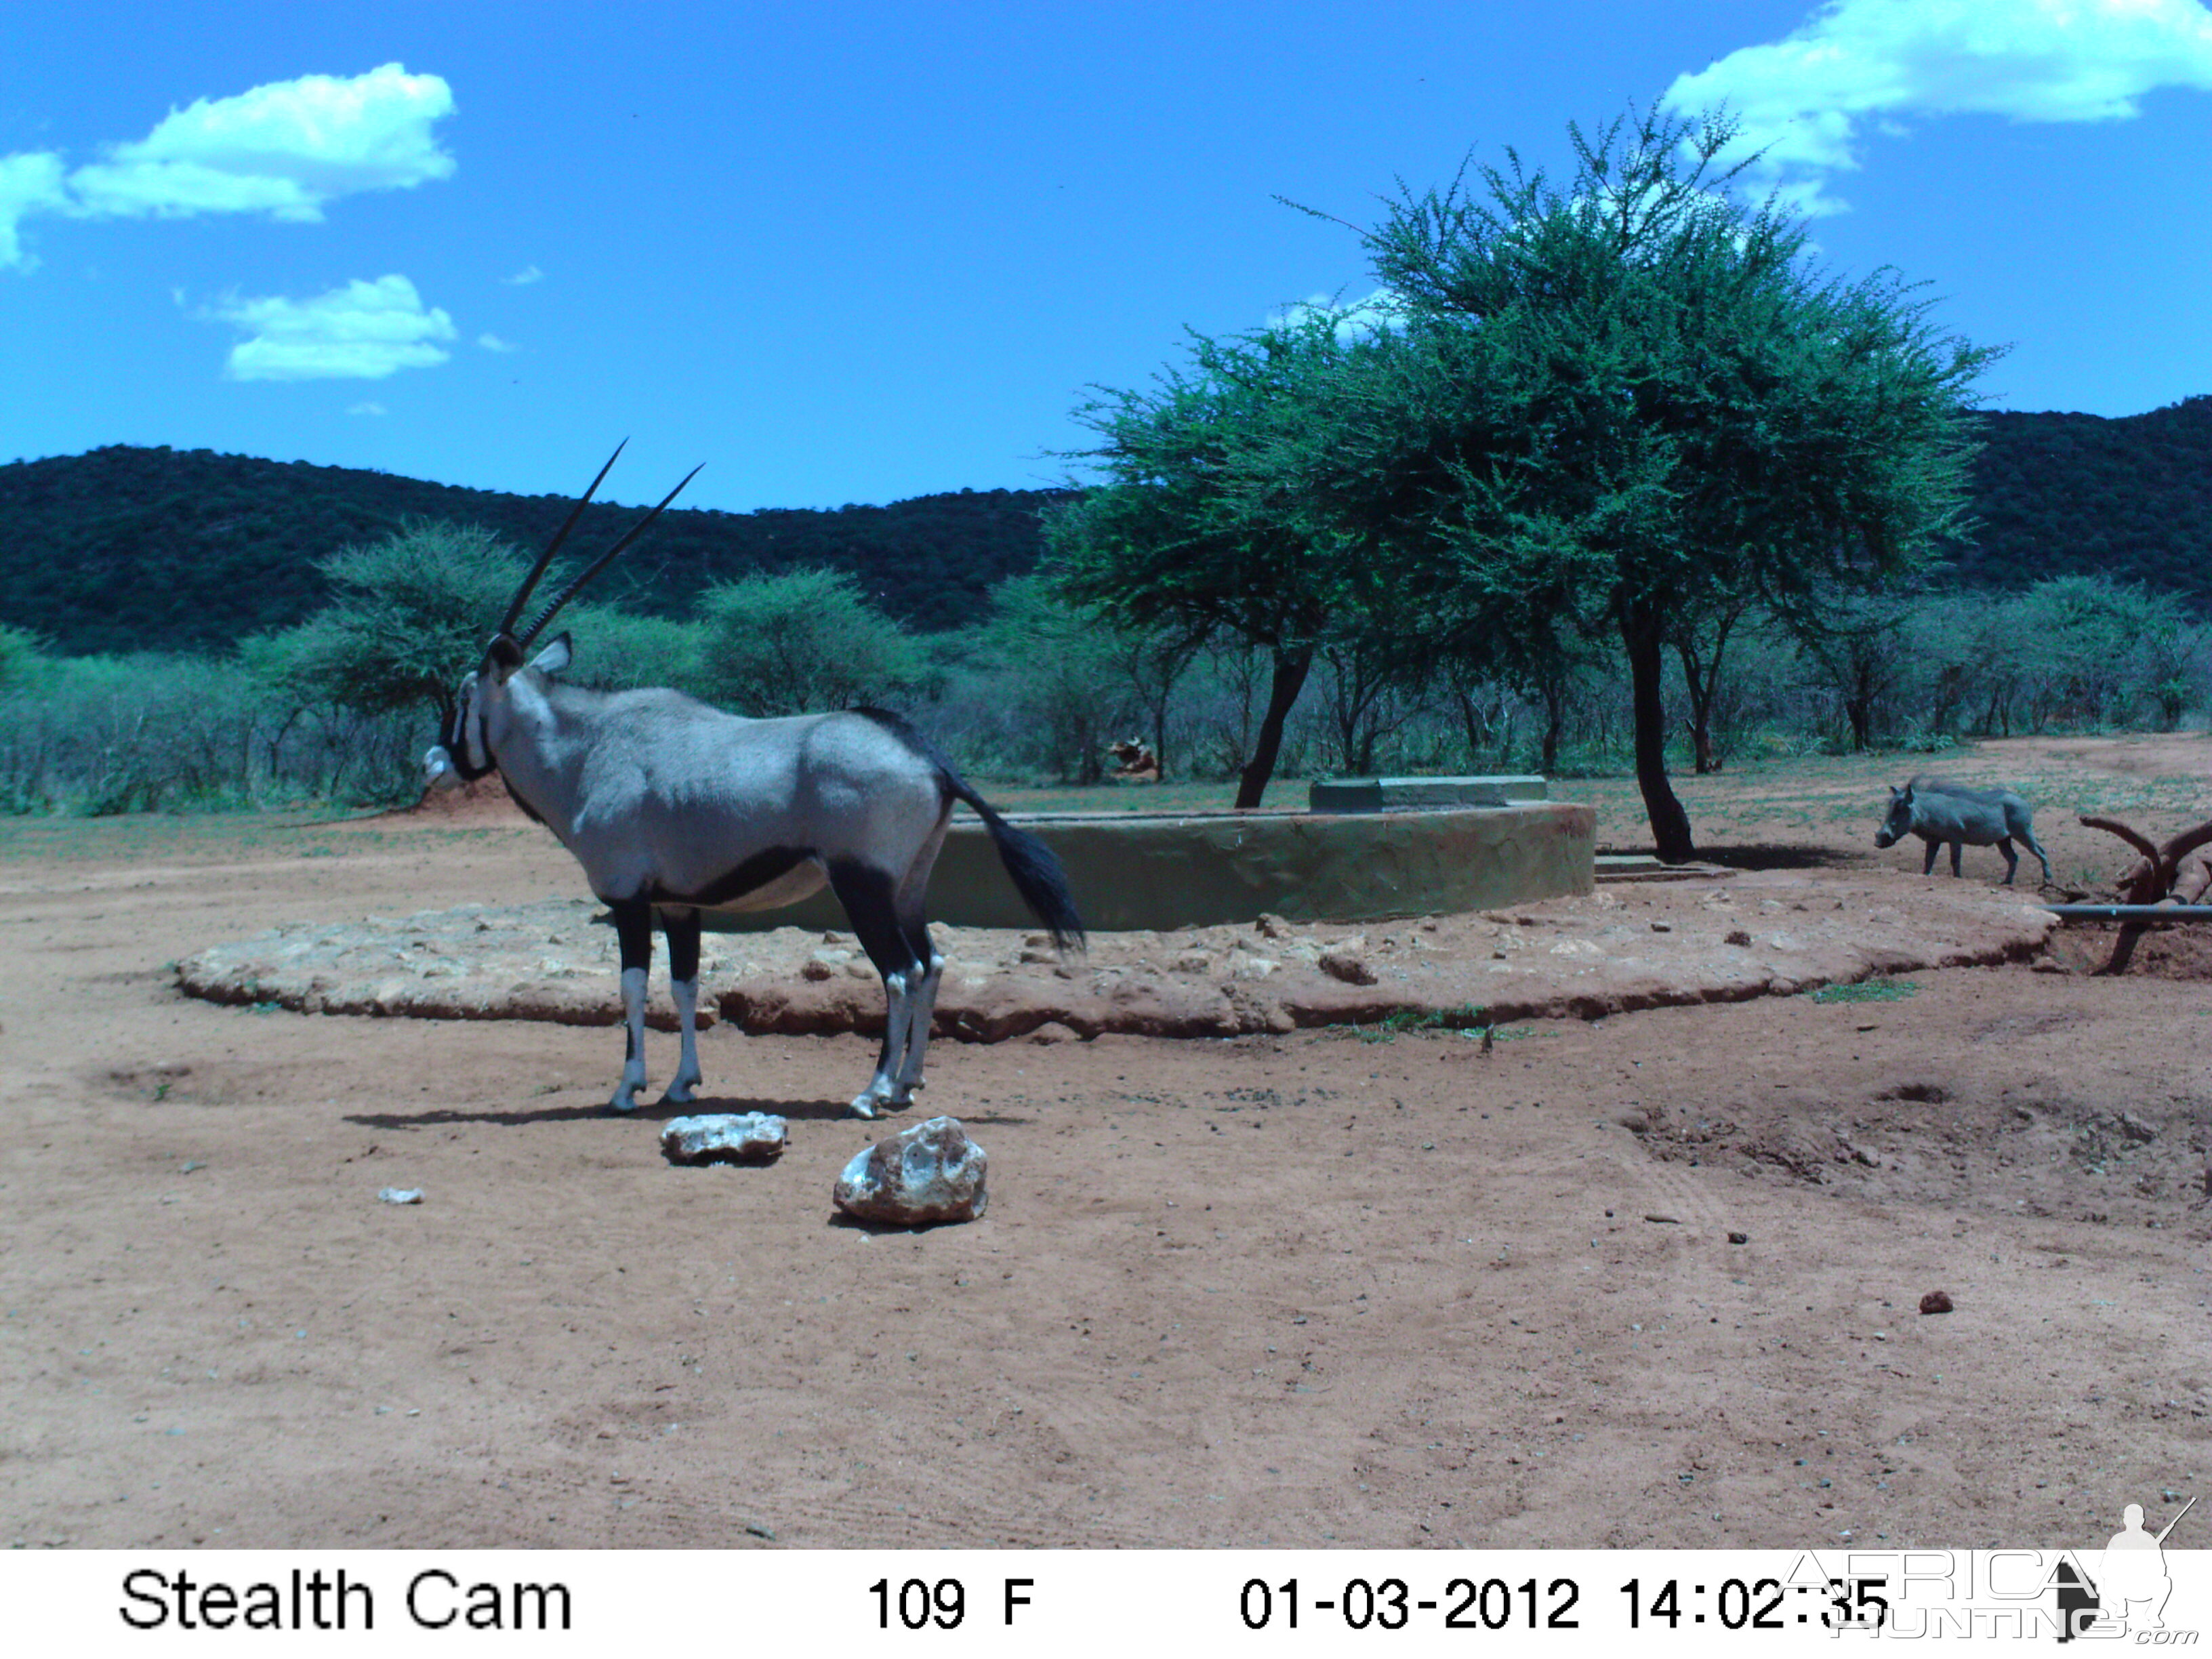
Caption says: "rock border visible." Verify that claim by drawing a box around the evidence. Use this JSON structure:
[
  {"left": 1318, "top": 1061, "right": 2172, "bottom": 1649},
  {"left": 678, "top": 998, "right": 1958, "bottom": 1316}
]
[{"left": 174, "top": 874, "right": 2058, "bottom": 1042}]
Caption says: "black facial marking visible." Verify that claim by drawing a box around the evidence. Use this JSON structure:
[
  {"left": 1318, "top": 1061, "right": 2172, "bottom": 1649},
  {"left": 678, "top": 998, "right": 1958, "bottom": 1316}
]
[
  {"left": 438, "top": 703, "right": 497, "bottom": 783},
  {"left": 642, "top": 846, "right": 813, "bottom": 908}
]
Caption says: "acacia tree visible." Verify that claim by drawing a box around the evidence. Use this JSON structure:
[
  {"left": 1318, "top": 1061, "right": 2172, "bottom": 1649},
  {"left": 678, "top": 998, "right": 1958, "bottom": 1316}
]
[
  {"left": 1045, "top": 313, "right": 1378, "bottom": 807},
  {"left": 693, "top": 567, "right": 924, "bottom": 716},
  {"left": 1355, "top": 105, "right": 1995, "bottom": 859},
  {"left": 251, "top": 521, "right": 533, "bottom": 726}
]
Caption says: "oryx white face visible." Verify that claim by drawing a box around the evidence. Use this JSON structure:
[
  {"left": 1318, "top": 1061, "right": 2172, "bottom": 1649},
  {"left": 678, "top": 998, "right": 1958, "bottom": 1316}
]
[{"left": 428, "top": 668, "right": 493, "bottom": 790}]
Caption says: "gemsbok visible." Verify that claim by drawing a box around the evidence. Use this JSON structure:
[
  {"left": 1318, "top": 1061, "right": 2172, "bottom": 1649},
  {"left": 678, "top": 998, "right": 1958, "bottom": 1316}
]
[{"left": 423, "top": 446, "right": 1084, "bottom": 1116}]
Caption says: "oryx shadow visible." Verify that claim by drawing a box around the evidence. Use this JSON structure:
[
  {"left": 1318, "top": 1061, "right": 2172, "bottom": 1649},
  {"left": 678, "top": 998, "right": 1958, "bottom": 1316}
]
[
  {"left": 342, "top": 1092, "right": 848, "bottom": 1130},
  {"left": 655, "top": 1095, "right": 1040, "bottom": 1130},
  {"left": 341, "top": 1094, "right": 1036, "bottom": 1131}
]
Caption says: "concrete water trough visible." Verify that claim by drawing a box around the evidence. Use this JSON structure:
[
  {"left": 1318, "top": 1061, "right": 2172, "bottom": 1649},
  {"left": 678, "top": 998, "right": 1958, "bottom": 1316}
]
[{"left": 705, "top": 777, "right": 1595, "bottom": 935}]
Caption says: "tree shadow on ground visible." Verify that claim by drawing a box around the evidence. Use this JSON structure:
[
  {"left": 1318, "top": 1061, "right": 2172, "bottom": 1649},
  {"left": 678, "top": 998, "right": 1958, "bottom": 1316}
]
[{"left": 1700, "top": 843, "right": 1870, "bottom": 872}]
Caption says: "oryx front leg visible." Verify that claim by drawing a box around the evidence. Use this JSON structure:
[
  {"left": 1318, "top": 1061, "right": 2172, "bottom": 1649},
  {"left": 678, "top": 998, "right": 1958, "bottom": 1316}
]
[
  {"left": 660, "top": 906, "right": 704, "bottom": 1105},
  {"left": 609, "top": 899, "right": 654, "bottom": 1113}
]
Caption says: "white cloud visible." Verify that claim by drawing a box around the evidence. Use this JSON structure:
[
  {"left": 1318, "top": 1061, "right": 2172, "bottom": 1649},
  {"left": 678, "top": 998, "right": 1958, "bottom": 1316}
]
[
  {"left": 0, "top": 150, "right": 68, "bottom": 269},
  {"left": 1265, "top": 286, "right": 1401, "bottom": 342},
  {"left": 347, "top": 401, "right": 388, "bottom": 416},
  {"left": 0, "top": 64, "right": 453, "bottom": 268},
  {"left": 69, "top": 63, "right": 454, "bottom": 221},
  {"left": 203, "top": 274, "right": 456, "bottom": 381},
  {"left": 476, "top": 332, "right": 518, "bottom": 352},
  {"left": 1664, "top": 0, "right": 2212, "bottom": 213},
  {"left": 500, "top": 264, "right": 543, "bottom": 285}
]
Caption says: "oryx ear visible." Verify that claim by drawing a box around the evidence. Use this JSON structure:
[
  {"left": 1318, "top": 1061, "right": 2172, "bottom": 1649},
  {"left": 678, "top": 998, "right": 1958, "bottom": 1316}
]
[{"left": 529, "top": 633, "right": 572, "bottom": 676}]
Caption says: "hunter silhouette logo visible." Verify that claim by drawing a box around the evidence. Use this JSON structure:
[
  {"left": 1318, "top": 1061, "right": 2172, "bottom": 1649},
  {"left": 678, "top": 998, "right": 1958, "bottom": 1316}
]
[{"left": 2060, "top": 1494, "right": 2196, "bottom": 1641}]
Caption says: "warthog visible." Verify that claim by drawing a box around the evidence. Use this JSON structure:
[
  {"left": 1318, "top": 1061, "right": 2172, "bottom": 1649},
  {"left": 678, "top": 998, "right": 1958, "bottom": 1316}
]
[{"left": 1875, "top": 776, "right": 2052, "bottom": 886}]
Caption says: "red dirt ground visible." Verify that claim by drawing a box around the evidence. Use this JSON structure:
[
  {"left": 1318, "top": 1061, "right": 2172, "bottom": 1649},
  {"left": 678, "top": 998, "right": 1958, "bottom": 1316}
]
[{"left": 2, "top": 737, "right": 2207, "bottom": 1550}]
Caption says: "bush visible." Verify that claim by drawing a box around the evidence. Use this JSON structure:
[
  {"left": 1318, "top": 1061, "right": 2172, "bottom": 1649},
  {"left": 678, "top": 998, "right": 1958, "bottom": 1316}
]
[
  {"left": 0, "top": 653, "right": 422, "bottom": 814},
  {"left": 693, "top": 568, "right": 924, "bottom": 716}
]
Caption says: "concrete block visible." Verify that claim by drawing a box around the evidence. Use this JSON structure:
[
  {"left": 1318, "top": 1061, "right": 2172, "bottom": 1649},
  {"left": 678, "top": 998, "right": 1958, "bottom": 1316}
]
[
  {"left": 705, "top": 800, "right": 1594, "bottom": 934},
  {"left": 1308, "top": 775, "right": 1548, "bottom": 812}
]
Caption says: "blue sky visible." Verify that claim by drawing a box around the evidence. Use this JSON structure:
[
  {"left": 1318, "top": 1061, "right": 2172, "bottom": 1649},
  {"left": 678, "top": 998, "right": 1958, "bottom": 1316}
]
[{"left": 4, "top": 1, "right": 2210, "bottom": 513}]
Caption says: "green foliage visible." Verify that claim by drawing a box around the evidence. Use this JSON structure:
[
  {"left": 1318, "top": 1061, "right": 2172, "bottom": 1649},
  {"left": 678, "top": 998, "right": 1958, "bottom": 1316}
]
[
  {"left": 1333, "top": 1006, "right": 1534, "bottom": 1043},
  {"left": 252, "top": 520, "right": 531, "bottom": 723},
  {"left": 0, "top": 445, "right": 1067, "bottom": 656},
  {"left": 0, "top": 623, "right": 46, "bottom": 695},
  {"left": 954, "top": 576, "right": 1134, "bottom": 783},
  {"left": 0, "top": 651, "right": 421, "bottom": 815},
  {"left": 1962, "top": 397, "right": 2212, "bottom": 611},
  {"left": 693, "top": 567, "right": 924, "bottom": 716},
  {"left": 1048, "top": 312, "right": 1367, "bottom": 648},
  {"left": 551, "top": 604, "right": 709, "bottom": 699},
  {"left": 1335, "top": 104, "right": 1995, "bottom": 856},
  {"left": 1046, "top": 309, "right": 1395, "bottom": 804},
  {"left": 1809, "top": 978, "right": 1919, "bottom": 1004},
  {"left": 7, "top": 403, "right": 2212, "bottom": 673}
]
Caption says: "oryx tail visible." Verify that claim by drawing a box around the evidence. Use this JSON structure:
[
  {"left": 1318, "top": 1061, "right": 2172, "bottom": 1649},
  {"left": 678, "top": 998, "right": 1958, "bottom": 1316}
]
[{"left": 859, "top": 708, "right": 1084, "bottom": 953}]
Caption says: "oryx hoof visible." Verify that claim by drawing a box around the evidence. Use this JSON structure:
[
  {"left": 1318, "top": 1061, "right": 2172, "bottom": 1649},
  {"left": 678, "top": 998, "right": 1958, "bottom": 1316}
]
[
  {"left": 850, "top": 1086, "right": 909, "bottom": 1120},
  {"left": 606, "top": 1092, "right": 642, "bottom": 1115},
  {"left": 659, "top": 1078, "right": 700, "bottom": 1107}
]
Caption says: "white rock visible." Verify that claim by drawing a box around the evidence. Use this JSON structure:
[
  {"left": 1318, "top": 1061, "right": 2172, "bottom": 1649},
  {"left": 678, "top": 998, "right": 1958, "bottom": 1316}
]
[
  {"left": 661, "top": 1113, "right": 788, "bottom": 1165},
  {"left": 377, "top": 1187, "right": 424, "bottom": 1205},
  {"left": 833, "top": 1115, "right": 987, "bottom": 1225}
]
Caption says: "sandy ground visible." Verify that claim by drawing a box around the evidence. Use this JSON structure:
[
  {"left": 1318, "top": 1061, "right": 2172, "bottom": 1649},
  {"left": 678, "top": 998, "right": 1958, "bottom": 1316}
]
[{"left": 3, "top": 737, "right": 2209, "bottom": 1551}]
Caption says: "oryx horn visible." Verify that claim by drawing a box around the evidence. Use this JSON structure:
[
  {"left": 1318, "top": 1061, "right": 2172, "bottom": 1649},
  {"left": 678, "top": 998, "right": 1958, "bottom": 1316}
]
[
  {"left": 514, "top": 462, "right": 703, "bottom": 649},
  {"left": 497, "top": 440, "right": 629, "bottom": 640}
]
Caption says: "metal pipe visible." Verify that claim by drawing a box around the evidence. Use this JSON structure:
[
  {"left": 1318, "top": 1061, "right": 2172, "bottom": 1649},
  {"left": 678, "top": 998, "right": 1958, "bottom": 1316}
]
[{"left": 2044, "top": 904, "right": 2212, "bottom": 921}]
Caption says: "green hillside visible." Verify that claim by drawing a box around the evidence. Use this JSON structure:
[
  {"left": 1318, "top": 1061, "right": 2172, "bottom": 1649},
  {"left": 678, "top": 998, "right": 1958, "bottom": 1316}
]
[
  {"left": 1958, "top": 396, "right": 2212, "bottom": 608},
  {"left": 5, "top": 395, "right": 2210, "bottom": 657},
  {"left": 0, "top": 445, "right": 1069, "bottom": 655}
]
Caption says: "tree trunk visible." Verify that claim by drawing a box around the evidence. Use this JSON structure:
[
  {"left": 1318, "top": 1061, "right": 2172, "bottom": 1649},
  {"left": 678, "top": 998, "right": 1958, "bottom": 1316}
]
[
  {"left": 1846, "top": 689, "right": 1873, "bottom": 752},
  {"left": 1452, "top": 687, "right": 1490, "bottom": 770},
  {"left": 1686, "top": 715, "right": 1719, "bottom": 775},
  {"left": 1540, "top": 676, "right": 1565, "bottom": 775},
  {"left": 1674, "top": 626, "right": 1729, "bottom": 775},
  {"left": 1235, "top": 648, "right": 1313, "bottom": 808},
  {"left": 1845, "top": 651, "right": 1878, "bottom": 752},
  {"left": 1622, "top": 605, "right": 1696, "bottom": 862}
]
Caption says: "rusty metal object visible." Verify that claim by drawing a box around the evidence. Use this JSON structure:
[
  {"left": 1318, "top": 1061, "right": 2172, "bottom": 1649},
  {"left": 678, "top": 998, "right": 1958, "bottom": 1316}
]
[{"left": 2075, "top": 814, "right": 2212, "bottom": 973}]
